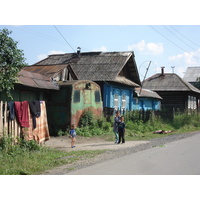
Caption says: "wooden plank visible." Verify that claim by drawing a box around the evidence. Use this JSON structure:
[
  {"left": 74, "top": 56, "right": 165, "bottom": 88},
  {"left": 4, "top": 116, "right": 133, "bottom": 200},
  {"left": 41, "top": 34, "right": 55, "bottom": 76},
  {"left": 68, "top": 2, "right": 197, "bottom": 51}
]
[
  {"left": 4, "top": 102, "right": 8, "bottom": 136},
  {"left": 0, "top": 101, "right": 3, "bottom": 137}
]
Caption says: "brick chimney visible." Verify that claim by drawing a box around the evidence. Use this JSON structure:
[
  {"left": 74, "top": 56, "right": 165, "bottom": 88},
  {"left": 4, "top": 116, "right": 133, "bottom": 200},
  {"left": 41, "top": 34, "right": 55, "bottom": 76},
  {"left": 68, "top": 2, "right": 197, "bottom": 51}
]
[{"left": 161, "top": 66, "right": 165, "bottom": 75}]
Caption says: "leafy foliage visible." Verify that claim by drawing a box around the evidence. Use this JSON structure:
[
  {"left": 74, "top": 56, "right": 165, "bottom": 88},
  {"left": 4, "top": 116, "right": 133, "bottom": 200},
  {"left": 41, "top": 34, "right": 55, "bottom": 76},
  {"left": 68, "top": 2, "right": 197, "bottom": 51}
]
[{"left": 0, "top": 28, "right": 26, "bottom": 99}]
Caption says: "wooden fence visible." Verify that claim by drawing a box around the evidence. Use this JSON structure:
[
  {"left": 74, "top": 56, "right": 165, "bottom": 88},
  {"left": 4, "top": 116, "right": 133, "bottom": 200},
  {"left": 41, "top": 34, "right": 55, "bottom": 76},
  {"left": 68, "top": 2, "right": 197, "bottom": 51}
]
[{"left": 0, "top": 101, "right": 21, "bottom": 143}]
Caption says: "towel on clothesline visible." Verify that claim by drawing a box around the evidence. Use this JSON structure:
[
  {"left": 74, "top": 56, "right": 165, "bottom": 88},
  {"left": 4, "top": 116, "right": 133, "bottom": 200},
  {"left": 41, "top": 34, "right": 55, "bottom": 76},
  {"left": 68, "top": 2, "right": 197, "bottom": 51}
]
[{"left": 14, "top": 101, "right": 29, "bottom": 127}]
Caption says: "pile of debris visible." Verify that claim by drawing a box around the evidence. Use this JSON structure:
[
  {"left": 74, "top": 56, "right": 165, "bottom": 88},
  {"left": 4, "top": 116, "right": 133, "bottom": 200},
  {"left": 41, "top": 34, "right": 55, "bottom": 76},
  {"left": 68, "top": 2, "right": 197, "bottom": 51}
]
[{"left": 153, "top": 130, "right": 175, "bottom": 134}]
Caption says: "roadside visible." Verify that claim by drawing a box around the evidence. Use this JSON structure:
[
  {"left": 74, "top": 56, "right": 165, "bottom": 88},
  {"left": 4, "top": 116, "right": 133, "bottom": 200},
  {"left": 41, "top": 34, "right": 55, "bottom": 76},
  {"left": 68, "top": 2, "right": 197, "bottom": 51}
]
[
  {"left": 44, "top": 135, "right": 149, "bottom": 151},
  {"left": 42, "top": 131, "right": 200, "bottom": 175}
]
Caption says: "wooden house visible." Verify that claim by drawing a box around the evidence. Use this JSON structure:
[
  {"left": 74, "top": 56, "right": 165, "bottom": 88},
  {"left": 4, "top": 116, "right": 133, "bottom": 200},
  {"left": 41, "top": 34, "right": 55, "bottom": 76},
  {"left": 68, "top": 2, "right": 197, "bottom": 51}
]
[
  {"left": 142, "top": 67, "right": 200, "bottom": 112},
  {"left": 23, "top": 50, "right": 162, "bottom": 113},
  {"left": 0, "top": 69, "right": 59, "bottom": 101}
]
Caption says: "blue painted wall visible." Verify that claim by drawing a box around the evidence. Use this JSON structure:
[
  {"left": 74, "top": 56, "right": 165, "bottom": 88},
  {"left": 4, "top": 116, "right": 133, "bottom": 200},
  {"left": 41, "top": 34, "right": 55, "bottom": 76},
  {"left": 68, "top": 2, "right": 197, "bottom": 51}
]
[
  {"left": 103, "top": 83, "right": 133, "bottom": 111},
  {"left": 138, "top": 98, "right": 161, "bottom": 111},
  {"left": 102, "top": 82, "right": 161, "bottom": 111}
]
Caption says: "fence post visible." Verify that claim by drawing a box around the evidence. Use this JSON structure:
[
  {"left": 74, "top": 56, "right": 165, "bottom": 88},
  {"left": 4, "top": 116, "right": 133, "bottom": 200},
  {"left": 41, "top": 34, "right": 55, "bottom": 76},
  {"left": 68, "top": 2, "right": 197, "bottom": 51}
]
[{"left": 0, "top": 101, "right": 3, "bottom": 137}]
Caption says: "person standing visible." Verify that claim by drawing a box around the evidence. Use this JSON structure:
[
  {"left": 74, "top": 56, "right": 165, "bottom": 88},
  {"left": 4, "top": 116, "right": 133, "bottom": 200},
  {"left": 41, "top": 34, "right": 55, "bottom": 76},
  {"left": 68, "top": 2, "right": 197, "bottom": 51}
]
[
  {"left": 69, "top": 124, "right": 77, "bottom": 148},
  {"left": 113, "top": 111, "right": 121, "bottom": 143},
  {"left": 118, "top": 116, "right": 126, "bottom": 144}
]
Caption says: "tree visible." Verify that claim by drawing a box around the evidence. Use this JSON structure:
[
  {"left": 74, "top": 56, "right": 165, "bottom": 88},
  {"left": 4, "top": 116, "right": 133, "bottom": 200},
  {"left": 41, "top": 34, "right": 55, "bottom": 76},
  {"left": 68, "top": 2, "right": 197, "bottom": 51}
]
[{"left": 0, "top": 28, "right": 26, "bottom": 99}]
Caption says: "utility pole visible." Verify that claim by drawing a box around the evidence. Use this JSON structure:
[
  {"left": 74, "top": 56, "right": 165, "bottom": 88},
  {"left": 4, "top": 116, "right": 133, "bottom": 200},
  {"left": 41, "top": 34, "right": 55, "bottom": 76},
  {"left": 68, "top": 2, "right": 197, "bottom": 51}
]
[{"left": 140, "top": 61, "right": 152, "bottom": 94}]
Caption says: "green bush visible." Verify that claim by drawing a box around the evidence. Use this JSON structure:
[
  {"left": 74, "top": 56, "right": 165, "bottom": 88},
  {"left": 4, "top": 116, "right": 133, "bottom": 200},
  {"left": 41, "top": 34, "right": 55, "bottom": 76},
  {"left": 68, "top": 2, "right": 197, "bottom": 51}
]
[
  {"left": 0, "top": 136, "right": 42, "bottom": 156},
  {"left": 79, "top": 110, "right": 94, "bottom": 127}
]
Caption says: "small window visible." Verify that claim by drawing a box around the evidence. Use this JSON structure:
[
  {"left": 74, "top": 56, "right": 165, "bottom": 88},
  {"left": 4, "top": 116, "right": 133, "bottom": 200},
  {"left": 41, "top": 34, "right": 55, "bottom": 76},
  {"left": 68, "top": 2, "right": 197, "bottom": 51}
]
[
  {"left": 121, "top": 95, "right": 126, "bottom": 109},
  {"left": 114, "top": 94, "right": 119, "bottom": 110},
  {"left": 73, "top": 90, "right": 80, "bottom": 103},
  {"left": 95, "top": 91, "right": 100, "bottom": 102}
]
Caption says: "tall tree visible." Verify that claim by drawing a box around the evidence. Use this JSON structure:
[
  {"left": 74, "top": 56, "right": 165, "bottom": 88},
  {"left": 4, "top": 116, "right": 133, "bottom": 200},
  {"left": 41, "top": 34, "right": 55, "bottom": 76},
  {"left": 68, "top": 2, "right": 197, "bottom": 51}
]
[{"left": 0, "top": 28, "right": 26, "bottom": 99}]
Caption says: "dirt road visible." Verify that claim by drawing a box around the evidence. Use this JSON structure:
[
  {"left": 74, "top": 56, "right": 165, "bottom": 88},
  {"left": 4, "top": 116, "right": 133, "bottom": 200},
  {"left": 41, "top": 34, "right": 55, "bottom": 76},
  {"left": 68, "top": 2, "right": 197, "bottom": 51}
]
[{"left": 44, "top": 135, "right": 149, "bottom": 151}]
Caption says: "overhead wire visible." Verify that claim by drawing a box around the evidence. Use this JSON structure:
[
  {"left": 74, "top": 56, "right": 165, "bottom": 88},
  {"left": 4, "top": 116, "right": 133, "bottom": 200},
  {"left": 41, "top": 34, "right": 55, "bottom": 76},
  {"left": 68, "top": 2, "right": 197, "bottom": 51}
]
[
  {"left": 170, "top": 25, "right": 200, "bottom": 49},
  {"left": 53, "top": 25, "right": 76, "bottom": 52},
  {"left": 163, "top": 25, "right": 197, "bottom": 52},
  {"left": 12, "top": 25, "right": 66, "bottom": 46},
  {"left": 149, "top": 25, "right": 200, "bottom": 61}
]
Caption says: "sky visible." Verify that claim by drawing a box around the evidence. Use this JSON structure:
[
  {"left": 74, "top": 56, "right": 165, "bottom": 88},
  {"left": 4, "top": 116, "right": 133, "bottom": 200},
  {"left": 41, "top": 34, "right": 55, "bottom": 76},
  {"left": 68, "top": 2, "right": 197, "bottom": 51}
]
[{"left": 1, "top": 25, "right": 200, "bottom": 80}]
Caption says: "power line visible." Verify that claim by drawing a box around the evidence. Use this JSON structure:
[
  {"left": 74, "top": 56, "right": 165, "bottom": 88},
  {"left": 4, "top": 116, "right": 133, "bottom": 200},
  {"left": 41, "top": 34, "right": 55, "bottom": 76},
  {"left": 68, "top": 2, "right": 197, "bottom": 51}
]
[
  {"left": 12, "top": 25, "right": 66, "bottom": 46},
  {"left": 163, "top": 25, "right": 197, "bottom": 52},
  {"left": 53, "top": 25, "right": 76, "bottom": 52},
  {"left": 149, "top": 25, "right": 200, "bottom": 61},
  {"left": 170, "top": 25, "right": 200, "bottom": 49}
]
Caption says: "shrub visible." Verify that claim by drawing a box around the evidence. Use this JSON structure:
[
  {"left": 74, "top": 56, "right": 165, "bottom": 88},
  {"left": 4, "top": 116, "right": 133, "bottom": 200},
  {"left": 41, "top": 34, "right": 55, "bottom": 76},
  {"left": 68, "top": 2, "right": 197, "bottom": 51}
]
[{"left": 79, "top": 110, "right": 95, "bottom": 127}]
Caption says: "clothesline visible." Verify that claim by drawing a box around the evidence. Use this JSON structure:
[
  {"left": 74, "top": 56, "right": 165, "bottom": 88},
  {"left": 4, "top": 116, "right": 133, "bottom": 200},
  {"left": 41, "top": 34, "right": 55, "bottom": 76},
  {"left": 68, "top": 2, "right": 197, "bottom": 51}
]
[{"left": 7, "top": 100, "right": 50, "bottom": 143}]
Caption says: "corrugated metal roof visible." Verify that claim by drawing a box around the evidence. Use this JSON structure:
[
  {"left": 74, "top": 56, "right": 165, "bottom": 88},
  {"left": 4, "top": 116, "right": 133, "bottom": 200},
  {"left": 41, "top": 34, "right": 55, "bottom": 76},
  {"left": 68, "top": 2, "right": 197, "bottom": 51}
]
[
  {"left": 143, "top": 73, "right": 200, "bottom": 94},
  {"left": 16, "top": 70, "right": 59, "bottom": 90},
  {"left": 135, "top": 88, "right": 162, "bottom": 99},
  {"left": 183, "top": 66, "right": 200, "bottom": 82},
  {"left": 23, "top": 64, "right": 68, "bottom": 78}
]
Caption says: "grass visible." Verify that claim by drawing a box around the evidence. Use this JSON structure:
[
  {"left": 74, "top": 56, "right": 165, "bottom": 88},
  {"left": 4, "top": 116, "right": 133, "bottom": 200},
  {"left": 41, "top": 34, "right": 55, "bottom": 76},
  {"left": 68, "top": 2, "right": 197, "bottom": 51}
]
[
  {"left": 0, "top": 139, "right": 106, "bottom": 175},
  {"left": 1, "top": 112, "right": 200, "bottom": 175}
]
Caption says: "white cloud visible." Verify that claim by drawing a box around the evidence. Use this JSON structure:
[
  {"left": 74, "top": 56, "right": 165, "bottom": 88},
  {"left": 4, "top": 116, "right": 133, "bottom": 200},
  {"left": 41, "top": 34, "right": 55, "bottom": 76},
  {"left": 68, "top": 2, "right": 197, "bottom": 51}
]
[
  {"left": 168, "top": 49, "right": 200, "bottom": 78},
  {"left": 92, "top": 46, "right": 108, "bottom": 52},
  {"left": 37, "top": 50, "right": 65, "bottom": 61},
  {"left": 128, "top": 40, "right": 164, "bottom": 55},
  {"left": 169, "top": 49, "right": 200, "bottom": 66}
]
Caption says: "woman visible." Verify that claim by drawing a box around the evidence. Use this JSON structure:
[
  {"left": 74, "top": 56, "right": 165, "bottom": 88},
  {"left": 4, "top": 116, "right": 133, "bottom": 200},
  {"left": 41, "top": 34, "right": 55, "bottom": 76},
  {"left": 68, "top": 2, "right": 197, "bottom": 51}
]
[{"left": 113, "top": 111, "right": 121, "bottom": 143}]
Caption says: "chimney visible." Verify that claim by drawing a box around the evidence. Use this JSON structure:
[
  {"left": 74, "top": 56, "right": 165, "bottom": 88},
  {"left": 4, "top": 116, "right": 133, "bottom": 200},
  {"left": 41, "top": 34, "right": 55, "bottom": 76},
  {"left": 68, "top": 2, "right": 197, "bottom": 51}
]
[
  {"left": 161, "top": 66, "right": 165, "bottom": 75},
  {"left": 77, "top": 47, "right": 81, "bottom": 56}
]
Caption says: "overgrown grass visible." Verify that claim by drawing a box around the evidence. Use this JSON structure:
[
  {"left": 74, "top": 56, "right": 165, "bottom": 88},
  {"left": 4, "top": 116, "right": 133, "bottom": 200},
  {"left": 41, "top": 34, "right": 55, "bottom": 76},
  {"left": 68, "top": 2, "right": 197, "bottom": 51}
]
[
  {"left": 75, "top": 111, "right": 200, "bottom": 141},
  {"left": 0, "top": 137, "right": 106, "bottom": 175}
]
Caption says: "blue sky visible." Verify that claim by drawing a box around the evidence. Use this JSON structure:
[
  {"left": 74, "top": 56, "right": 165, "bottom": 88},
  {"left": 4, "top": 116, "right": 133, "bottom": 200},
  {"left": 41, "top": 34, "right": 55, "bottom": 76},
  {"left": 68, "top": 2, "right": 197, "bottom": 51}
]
[
  {"left": 1, "top": 25, "right": 200, "bottom": 80},
  {"left": 1, "top": 1, "right": 200, "bottom": 81}
]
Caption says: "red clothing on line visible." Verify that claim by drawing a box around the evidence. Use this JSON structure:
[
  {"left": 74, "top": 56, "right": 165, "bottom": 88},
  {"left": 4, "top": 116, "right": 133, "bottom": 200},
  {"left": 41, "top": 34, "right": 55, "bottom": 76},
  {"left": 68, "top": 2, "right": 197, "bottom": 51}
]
[{"left": 14, "top": 101, "right": 29, "bottom": 127}]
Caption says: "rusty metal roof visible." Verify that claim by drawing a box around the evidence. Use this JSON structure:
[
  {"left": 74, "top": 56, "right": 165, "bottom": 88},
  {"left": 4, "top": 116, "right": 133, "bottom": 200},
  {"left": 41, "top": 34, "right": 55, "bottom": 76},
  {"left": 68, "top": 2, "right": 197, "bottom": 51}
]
[
  {"left": 23, "top": 64, "right": 68, "bottom": 78},
  {"left": 16, "top": 70, "right": 59, "bottom": 90}
]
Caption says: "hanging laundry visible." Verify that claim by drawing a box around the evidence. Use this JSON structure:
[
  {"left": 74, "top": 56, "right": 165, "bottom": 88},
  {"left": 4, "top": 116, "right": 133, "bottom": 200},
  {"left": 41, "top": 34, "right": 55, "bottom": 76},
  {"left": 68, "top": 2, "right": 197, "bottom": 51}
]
[
  {"left": 8, "top": 101, "right": 15, "bottom": 120},
  {"left": 21, "top": 105, "right": 34, "bottom": 140},
  {"left": 32, "top": 101, "right": 50, "bottom": 143},
  {"left": 29, "top": 100, "right": 41, "bottom": 129},
  {"left": 14, "top": 101, "right": 29, "bottom": 127}
]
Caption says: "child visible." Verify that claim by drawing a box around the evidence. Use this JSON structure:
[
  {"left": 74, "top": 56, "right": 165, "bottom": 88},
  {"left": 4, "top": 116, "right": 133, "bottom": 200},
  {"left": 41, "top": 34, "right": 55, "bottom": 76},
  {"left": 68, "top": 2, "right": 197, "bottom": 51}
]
[
  {"left": 117, "top": 116, "right": 125, "bottom": 144},
  {"left": 69, "top": 124, "right": 76, "bottom": 148}
]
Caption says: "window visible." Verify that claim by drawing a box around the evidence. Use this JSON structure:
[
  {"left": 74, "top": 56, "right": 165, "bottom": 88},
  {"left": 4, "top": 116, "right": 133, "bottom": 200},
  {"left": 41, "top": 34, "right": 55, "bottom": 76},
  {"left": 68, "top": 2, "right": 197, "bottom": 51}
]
[
  {"left": 121, "top": 95, "right": 126, "bottom": 109},
  {"left": 95, "top": 91, "right": 100, "bottom": 102},
  {"left": 73, "top": 90, "right": 80, "bottom": 103},
  {"left": 114, "top": 94, "right": 119, "bottom": 110}
]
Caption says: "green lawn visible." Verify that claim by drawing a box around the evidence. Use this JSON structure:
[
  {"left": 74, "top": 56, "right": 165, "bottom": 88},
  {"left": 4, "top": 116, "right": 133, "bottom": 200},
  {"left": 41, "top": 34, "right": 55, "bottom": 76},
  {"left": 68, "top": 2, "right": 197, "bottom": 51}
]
[{"left": 0, "top": 146, "right": 106, "bottom": 175}]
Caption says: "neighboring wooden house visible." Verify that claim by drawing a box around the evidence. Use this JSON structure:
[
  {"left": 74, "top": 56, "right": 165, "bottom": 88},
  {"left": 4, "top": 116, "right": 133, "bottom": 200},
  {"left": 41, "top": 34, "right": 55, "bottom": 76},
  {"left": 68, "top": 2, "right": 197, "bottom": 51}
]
[
  {"left": 0, "top": 69, "right": 59, "bottom": 101},
  {"left": 134, "top": 88, "right": 162, "bottom": 111},
  {"left": 142, "top": 67, "right": 200, "bottom": 112},
  {"left": 183, "top": 66, "right": 200, "bottom": 89},
  {"left": 23, "top": 50, "right": 162, "bottom": 113}
]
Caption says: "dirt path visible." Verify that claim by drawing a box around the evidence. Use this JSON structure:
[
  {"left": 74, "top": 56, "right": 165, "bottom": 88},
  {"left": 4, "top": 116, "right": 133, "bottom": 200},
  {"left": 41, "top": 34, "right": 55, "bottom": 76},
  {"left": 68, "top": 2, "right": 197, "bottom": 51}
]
[{"left": 44, "top": 135, "right": 149, "bottom": 151}]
